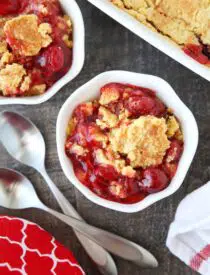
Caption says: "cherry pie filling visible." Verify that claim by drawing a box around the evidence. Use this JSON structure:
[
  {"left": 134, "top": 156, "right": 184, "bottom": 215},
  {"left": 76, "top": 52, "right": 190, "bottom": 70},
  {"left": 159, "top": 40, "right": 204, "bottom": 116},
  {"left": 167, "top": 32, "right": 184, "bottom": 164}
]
[
  {"left": 183, "top": 44, "right": 210, "bottom": 65},
  {"left": 65, "top": 83, "right": 184, "bottom": 204},
  {"left": 0, "top": 0, "right": 73, "bottom": 97}
]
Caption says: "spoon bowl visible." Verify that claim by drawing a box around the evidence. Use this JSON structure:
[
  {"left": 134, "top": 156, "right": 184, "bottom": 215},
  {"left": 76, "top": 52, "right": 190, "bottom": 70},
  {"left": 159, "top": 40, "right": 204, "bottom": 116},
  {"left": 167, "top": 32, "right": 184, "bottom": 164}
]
[
  {"left": 0, "top": 168, "right": 158, "bottom": 268},
  {"left": 0, "top": 111, "right": 45, "bottom": 170},
  {"left": 0, "top": 111, "right": 119, "bottom": 275},
  {"left": 0, "top": 168, "right": 42, "bottom": 210}
]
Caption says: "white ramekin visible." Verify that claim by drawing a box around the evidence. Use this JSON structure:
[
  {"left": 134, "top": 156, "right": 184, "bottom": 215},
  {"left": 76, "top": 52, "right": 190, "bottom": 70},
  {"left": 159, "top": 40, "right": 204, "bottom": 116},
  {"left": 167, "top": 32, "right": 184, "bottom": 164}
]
[
  {"left": 0, "top": 0, "right": 85, "bottom": 105},
  {"left": 87, "top": 0, "right": 210, "bottom": 82},
  {"left": 56, "top": 71, "right": 198, "bottom": 213}
]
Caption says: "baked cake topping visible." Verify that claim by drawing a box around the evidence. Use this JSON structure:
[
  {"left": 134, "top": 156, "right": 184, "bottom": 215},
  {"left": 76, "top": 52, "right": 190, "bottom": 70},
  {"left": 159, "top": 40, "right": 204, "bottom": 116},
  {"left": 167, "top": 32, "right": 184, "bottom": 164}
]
[
  {"left": 0, "top": 63, "right": 26, "bottom": 95},
  {"left": 4, "top": 15, "right": 52, "bottom": 56},
  {"left": 65, "top": 83, "right": 184, "bottom": 204},
  {"left": 111, "top": 0, "right": 210, "bottom": 66},
  {"left": 0, "top": 0, "right": 73, "bottom": 97},
  {"left": 109, "top": 115, "right": 170, "bottom": 168}
]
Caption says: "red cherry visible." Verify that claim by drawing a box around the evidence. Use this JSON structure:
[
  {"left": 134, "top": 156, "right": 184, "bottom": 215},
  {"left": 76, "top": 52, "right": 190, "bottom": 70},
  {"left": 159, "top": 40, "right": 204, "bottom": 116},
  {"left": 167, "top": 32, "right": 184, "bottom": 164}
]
[
  {"left": 139, "top": 168, "right": 169, "bottom": 193},
  {"left": 150, "top": 98, "right": 166, "bottom": 116},
  {"left": 37, "top": 45, "right": 64, "bottom": 76},
  {"left": 166, "top": 140, "right": 183, "bottom": 163},
  {"left": 126, "top": 87, "right": 155, "bottom": 97},
  {"left": 95, "top": 165, "right": 119, "bottom": 181},
  {"left": 184, "top": 44, "right": 209, "bottom": 65},
  {"left": 126, "top": 96, "right": 156, "bottom": 116},
  {"left": 0, "top": 0, "right": 20, "bottom": 15}
]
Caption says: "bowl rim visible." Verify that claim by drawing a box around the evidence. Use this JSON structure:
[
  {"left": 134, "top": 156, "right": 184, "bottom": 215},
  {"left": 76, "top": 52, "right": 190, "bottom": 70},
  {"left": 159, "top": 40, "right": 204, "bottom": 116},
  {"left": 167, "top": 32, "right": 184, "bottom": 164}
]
[
  {"left": 0, "top": 0, "right": 85, "bottom": 105},
  {"left": 56, "top": 70, "right": 199, "bottom": 213},
  {"left": 87, "top": 0, "right": 210, "bottom": 83}
]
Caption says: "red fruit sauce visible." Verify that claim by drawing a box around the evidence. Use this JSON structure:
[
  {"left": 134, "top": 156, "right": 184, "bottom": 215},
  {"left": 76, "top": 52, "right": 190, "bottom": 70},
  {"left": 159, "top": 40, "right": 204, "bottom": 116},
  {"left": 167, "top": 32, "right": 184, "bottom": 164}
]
[
  {"left": 65, "top": 83, "right": 184, "bottom": 204},
  {"left": 183, "top": 44, "right": 210, "bottom": 65},
  {"left": 0, "top": 0, "right": 20, "bottom": 16}
]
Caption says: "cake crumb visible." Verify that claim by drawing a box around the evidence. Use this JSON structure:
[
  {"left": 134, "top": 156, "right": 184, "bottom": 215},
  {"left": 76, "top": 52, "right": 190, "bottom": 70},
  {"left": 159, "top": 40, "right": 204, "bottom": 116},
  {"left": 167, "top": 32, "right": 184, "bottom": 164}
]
[
  {"left": 0, "top": 51, "right": 13, "bottom": 67},
  {"left": 95, "top": 149, "right": 126, "bottom": 172},
  {"left": 99, "top": 84, "right": 120, "bottom": 105},
  {"left": 69, "top": 143, "right": 88, "bottom": 156},
  {"left": 96, "top": 106, "right": 119, "bottom": 129},
  {"left": 0, "top": 63, "right": 26, "bottom": 95},
  {"left": 4, "top": 15, "right": 52, "bottom": 56},
  {"left": 38, "top": 23, "right": 52, "bottom": 48},
  {"left": 62, "top": 34, "right": 73, "bottom": 48},
  {"left": 167, "top": 116, "right": 180, "bottom": 138},
  {"left": 29, "top": 84, "right": 47, "bottom": 95},
  {"left": 20, "top": 76, "right": 31, "bottom": 92},
  {"left": 109, "top": 115, "right": 170, "bottom": 168},
  {"left": 109, "top": 181, "right": 127, "bottom": 198},
  {"left": 121, "top": 166, "right": 136, "bottom": 178}
]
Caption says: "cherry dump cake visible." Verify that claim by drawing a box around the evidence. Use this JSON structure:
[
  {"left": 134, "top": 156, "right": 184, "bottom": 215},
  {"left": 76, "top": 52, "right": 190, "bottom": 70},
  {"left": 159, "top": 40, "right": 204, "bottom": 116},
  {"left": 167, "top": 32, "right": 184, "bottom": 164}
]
[
  {"left": 0, "top": 0, "right": 73, "bottom": 97},
  {"left": 65, "top": 83, "right": 184, "bottom": 204},
  {"left": 111, "top": 0, "right": 210, "bottom": 66}
]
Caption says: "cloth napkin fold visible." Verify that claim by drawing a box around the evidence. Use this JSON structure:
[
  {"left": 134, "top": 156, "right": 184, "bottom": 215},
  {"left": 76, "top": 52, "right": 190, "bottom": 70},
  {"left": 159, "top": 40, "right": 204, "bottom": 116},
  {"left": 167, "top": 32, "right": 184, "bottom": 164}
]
[{"left": 167, "top": 182, "right": 210, "bottom": 274}]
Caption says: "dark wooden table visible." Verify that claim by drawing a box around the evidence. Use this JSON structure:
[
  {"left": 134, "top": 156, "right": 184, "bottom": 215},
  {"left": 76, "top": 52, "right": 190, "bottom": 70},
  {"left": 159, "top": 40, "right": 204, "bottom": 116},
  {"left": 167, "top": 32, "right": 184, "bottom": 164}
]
[{"left": 0, "top": 1, "right": 209, "bottom": 274}]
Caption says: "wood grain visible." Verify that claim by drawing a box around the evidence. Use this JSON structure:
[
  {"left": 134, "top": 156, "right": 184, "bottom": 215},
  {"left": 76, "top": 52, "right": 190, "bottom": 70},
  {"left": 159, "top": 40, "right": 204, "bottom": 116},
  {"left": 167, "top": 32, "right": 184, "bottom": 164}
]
[{"left": 0, "top": 0, "right": 209, "bottom": 274}]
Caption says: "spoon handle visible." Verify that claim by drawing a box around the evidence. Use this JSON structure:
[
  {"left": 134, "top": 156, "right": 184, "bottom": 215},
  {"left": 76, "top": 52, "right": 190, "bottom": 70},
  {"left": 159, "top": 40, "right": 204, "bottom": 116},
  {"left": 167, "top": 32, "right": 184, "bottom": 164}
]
[
  {"left": 39, "top": 168, "right": 117, "bottom": 275},
  {"left": 42, "top": 205, "right": 158, "bottom": 268}
]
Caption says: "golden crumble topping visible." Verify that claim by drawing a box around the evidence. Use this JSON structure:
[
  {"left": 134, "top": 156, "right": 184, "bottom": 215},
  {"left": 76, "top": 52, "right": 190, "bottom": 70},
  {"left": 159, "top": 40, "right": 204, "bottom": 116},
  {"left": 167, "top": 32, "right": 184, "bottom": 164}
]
[
  {"left": 99, "top": 86, "right": 120, "bottom": 105},
  {"left": 95, "top": 148, "right": 126, "bottom": 172},
  {"left": 20, "top": 76, "right": 31, "bottom": 92},
  {"left": 63, "top": 34, "right": 73, "bottom": 48},
  {"left": 0, "top": 63, "right": 26, "bottom": 95},
  {"left": 0, "top": 17, "right": 11, "bottom": 40},
  {"left": 111, "top": 0, "right": 210, "bottom": 49},
  {"left": 66, "top": 118, "right": 77, "bottom": 136},
  {"left": 167, "top": 115, "right": 180, "bottom": 138},
  {"left": 4, "top": 15, "right": 52, "bottom": 56},
  {"left": 121, "top": 166, "right": 136, "bottom": 178},
  {"left": 109, "top": 181, "right": 127, "bottom": 198},
  {"left": 63, "top": 15, "right": 72, "bottom": 28},
  {"left": 38, "top": 23, "right": 53, "bottom": 48},
  {"left": 0, "top": 51, "right": 13, "bottom": 67},
  {"left": 96, "top": 106, "right": 119, "bottom": 129},
  {"left": 0, "top": 41, "right": 7, "bottom": 55},
  {"left": 69, "top": 144, "right": 88, "bottom": 156},
  {"left": 79, "top": 102, "right": 95, "bottom": 117},
  {"left": 29, "top": 84, "right": 47, "bottom": 96},
  {"left": 92, "top": 130, "right": 108, "bottom": 148},
  {"left": 109, "top": 115, "right": 170, "bottom": 168}
]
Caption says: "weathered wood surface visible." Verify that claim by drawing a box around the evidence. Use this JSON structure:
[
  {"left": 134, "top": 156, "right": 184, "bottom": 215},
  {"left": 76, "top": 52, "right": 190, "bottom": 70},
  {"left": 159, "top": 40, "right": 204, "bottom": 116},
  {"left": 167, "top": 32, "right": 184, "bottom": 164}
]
[{"left": 0, "top": 1, "right": 209, "bottom": 274}]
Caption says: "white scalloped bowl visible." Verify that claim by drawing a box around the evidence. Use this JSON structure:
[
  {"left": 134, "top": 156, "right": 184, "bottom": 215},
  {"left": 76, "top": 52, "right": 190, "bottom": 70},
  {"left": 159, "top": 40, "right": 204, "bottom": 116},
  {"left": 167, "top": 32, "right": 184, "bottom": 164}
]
[
  {"left": 0, "top": 0, "right": 85, "bottom": 105},
  {"left": 57, "top": 71, "right": 199, "bottom": 213},
  {"left": 87, "top": 0, "right": 210, "bottom": 82}
]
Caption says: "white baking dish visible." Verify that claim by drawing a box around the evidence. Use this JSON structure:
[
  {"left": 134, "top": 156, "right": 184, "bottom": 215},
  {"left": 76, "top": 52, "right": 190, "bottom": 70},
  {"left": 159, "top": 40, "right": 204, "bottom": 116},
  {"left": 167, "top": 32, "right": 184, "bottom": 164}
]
[
  {"left": 0, "top": 0, "right": 85, "bottom": 105},
  {"left": 56, "top": 70, "right": 198, "bottom": 213},
  {"left": 87, "top": 0, "right": 210, "bottom": 82}
]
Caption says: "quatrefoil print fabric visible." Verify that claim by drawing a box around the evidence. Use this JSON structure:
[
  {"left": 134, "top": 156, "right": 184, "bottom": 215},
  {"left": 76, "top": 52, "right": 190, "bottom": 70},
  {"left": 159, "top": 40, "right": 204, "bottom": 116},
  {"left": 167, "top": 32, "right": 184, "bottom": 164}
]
[{"left": 0, "top": 216, "right": 85, "bottom": 275}]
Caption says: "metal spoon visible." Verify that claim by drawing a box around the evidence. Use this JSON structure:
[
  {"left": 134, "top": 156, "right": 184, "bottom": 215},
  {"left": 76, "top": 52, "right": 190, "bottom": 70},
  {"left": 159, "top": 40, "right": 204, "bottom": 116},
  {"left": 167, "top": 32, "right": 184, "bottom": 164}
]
[
  {"left": 0, "top": 168, "right": 158, "bottom": 268},
  {"left": 0, "top": 111, "right": 117, "bottom": 275},
  {"left": 0, "top": 112, "right": 158, "bottom": 269}
]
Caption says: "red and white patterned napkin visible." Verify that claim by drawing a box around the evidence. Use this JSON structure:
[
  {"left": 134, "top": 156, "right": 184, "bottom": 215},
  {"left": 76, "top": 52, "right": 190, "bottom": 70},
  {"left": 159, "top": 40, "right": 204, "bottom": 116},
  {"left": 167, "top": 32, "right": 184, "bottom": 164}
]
[
  {"left": 0, "top": 215, "right": 85, "bottom": 275},
  {"left": 167, "top": 183, "right": 210, "bottom": 274}
]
